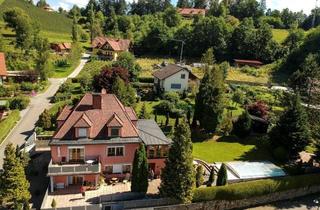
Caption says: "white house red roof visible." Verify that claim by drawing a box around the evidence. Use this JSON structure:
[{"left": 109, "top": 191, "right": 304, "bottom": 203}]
[{"left": 92, "top": 37, "right": 130, "bottom": 51}]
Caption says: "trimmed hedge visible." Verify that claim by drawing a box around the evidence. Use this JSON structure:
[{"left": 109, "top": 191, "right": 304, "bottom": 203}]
[
  {"left": 193, "top": 174, "right": 320, "bottom": 202},
  {"left": 0, "top": 110, "right": 20, "bottom": 144}
]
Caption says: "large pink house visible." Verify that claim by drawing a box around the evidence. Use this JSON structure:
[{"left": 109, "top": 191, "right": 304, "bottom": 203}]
[{"left": 48, "top": 91, "right": 171, "bottom": 192}]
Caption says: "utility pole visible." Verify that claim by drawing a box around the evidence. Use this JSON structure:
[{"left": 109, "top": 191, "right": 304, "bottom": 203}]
[
  {"left": 169, "top": 38, "right": 186, "bottom": 64},
  {"left": 312, "top": 0, "right": 318, "bottom": 28}
]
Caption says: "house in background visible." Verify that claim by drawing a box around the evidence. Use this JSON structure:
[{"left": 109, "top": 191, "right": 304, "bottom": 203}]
[
  {"left": 48, "top": 91, "right": 171, "bottom": 192},
  {"left": 51, "top": 43, "right": 72, "bottom": 54},
  {"left": 43, "top": 5, "right": 54, "bottom": 12},
  {"left": 0, "top": 53, "right": 7, "bottom": 85},
  {"left": 177, "top": 8, "right": 207, "bottom": 18},
  {"left": 234, "top": 59, "right": 263, "bottom": 68},
  {"left": 92, "top": 37, "right": 131, "bottom": 61},
  {"left": 153, "top": 64, "right": 198, "bottom": 93}
]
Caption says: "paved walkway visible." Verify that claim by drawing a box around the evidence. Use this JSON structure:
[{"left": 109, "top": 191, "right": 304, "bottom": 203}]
[
  {"left": 0, "top": 54, "right": 89, "bottom": 168},
  {"left": 42, "top": 179, "right": 161, "bottom": 208}
]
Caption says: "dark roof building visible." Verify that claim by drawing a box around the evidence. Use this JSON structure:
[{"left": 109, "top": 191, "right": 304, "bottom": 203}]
[{"left": 234, "top": 59, "right": 263, "bottom": 68}]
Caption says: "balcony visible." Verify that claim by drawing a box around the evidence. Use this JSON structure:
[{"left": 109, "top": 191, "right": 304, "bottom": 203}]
[{"left": 48, "top": 159, "right": 101, "bottom": 176}]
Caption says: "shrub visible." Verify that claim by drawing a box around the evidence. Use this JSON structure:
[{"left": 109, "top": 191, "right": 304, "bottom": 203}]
[
  {"left": 216, "top": 163, "right": 227, "bottom": 186},
  {"left": 163, "top": 92, "right": 180, "bottom": 103},
  {"left": 247, "top": 101, "right": 269, "bottom": 119},
  {"left": 9, "top": 95, "right": 30, "bottom": 110},
  {"left": 55, "top": 59, "right": 68, "bottom": 67},
  {"left": 207, "top": 168, "right": 215, "bottom": 187},
  {"left": 20, "top": 82, "right": 34, "bottom": 91},
  {"left": 233, "top": 110, "right": 252, "bottom": 138},
  {"left": 51, "top": 199, "right": 57, "bottom": 208},
  {"left": 193, "top": 174, "right": 320, "bottom": 202},
  {"left": 138, "top": 77, "right": 154, "bottom": 83},
  {"left": 273, "top": 146, "right": 289, "bottom": 162},
  {"left": 195, "top": 165, "right": 204, "bottom": 188}
]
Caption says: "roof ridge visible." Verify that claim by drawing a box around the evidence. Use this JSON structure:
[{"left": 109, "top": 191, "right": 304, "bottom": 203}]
[{"left": 112, "top": 94, "right": 140, "bottom": 136}]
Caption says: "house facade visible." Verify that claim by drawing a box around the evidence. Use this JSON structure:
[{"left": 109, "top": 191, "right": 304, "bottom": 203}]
[
  {"left": 0, "top": 53, "right": 7, "bottom": 85},
  {"left": 153, "top": 64, "right": 198, "bottom": 93},
  {"left": 92, "top": 37, "right": 131, "bottom": 61},
  {"left": 48, "top": 92, "right": 171, "bottom": 192}
]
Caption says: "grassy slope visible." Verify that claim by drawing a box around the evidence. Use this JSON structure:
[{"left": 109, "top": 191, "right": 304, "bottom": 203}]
[{"left": 0, "top": 0, "right": 72, "bottom": 42}]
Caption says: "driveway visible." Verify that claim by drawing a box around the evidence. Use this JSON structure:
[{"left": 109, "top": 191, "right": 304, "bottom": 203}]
[{"left": 0, "top": 54, "right": 89, "bottom": 168}]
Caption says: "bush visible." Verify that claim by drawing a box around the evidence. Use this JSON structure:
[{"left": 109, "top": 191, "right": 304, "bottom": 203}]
[
  {"left": 138, "top": 77, "right": 154, "bottom": 83},
  {"left": 20, "top": 82, "right": 34, "bottom": 91},
  {"left": 9, "top": 95, "right": 30, "bottom": 110},
  {"left": 193, "top": 174, "right": 320, "bottom": 202},
  {"left": 51, "top": 199, "right": 57, "bottom": 208},
  {"left": 196, "top": 165, "right": 204, "bottom": 188},
  {"left": 273, "top": 147, "right": 289, "bottom": 162},
  {"left": 233, "top": 110, "right": 252, "bottom": 138},
  {"left": 55, "top": 59, "right": 69, "bottom": 67},
  {"left": 216, "top": 163, "right": 227, "bottom": 186}
]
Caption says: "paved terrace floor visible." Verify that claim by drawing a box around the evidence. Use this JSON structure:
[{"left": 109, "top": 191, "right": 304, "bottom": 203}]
[{"left": 42, "top": 179, "right": 160, "bottom": 208}]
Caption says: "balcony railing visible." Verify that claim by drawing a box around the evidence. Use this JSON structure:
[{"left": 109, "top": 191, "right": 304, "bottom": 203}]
[{"left": 48, "top": 159, "right": 101, "bottom": 176}]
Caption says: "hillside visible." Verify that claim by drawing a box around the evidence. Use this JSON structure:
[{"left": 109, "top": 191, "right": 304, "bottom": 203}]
[{"left": 0, "top": 0, "right": 72, "bottom": 41}]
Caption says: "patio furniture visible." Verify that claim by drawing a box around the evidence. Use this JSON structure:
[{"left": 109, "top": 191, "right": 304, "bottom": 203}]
[
  {"left": 86, "top": 160, "right": 94, "bottom": 165},
  {"left": 110, "top": 177, "right": 119, "bottom": 185}
]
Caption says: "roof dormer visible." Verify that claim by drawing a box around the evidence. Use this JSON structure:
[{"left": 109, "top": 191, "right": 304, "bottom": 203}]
[
  {"left": 106, "top": 113, "right": 123, "bottom": 137},
  {"left": 74, "top": 114, "right": 92, "bottom": 138}
]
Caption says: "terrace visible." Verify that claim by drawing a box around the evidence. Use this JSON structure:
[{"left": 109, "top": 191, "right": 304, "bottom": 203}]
[{"left": 47, "top": 159, "right": 101, "bottom": 176}]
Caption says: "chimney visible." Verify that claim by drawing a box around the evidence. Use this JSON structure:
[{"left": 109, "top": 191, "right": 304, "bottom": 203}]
[{"left": 92, "top": 93, "right": 102, "bottom": 109}]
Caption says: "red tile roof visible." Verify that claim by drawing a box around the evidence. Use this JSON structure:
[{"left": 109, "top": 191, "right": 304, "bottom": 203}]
[
  {"left": 92, "top": 37, "right": 130, "bottom": 51},
  {"left": 106, "top": 113, "right": 124, "bottom": 127},
  {"left": 177, "top": 8, "right": 207, "bottom": 16},
  {"left": 54, "top": 93, "right": 139, "bottom": 139},
  {"left": 0, "top": 53, "right": 7, "bottom": 76},
  {"left": 74, "top": 114, "right": 93, "bottom": 128}
]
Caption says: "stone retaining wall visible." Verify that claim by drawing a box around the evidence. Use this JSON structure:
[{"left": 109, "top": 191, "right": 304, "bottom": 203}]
[{"left": 155, "top": 185, "right": 320, "bottom": 210}]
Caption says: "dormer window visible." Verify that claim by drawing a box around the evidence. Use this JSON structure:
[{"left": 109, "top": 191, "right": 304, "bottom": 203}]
[
  {"left": 111, "top": 128, "right": 120, "bottom": 137},
  {"left": 78, "top": 128, "right": 87, "bottom": 138}
]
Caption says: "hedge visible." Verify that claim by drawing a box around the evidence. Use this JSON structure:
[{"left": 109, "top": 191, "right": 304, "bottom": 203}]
[
  {"left": 0, "top": 110, "right": 20, "bottom": 144},
  {"left": 138, "top": 77, "right": 154, "bottom": 83},
  {"left": 193, "top": 174, "right": 320, "bottom": 202}
]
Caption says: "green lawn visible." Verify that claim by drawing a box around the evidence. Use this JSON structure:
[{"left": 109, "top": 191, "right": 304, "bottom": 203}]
[
  {"left": 51, "top": 59, "right": 80, "bottom": 78},
  {"left": 193, "top": 136, "right": 272, "bottom": 163},
  {"left": 272, "top": 29, "right": 289, "bottom": 43},
  {"left": 0, "top": 110, "right": 20, "bottom": 144}
]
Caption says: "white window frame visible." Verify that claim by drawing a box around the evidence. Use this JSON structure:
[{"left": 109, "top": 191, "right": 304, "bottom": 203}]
[{"left": 106, "top": 146, "right": 125, "bottom": 157}]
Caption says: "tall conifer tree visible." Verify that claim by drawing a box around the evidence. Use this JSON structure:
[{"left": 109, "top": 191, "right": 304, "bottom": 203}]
[
  {"left": 131, "top": 144, "right": 148, "bottom": 193},
  {"left": 160, "top": 120, "right": 195, "bottom": 203}
]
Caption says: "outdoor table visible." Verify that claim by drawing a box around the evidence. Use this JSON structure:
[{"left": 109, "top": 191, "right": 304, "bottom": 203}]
[{"left": 86, "top": 160, "right": 94, "bottom": 165}]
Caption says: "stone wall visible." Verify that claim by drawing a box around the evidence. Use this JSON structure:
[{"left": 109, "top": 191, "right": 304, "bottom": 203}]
[{"left": 155, "top": 185, "right": 320, "bottom": 210}]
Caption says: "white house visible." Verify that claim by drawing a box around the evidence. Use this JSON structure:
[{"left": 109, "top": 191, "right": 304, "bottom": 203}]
[{"left": 152, "top": 64, "right": 198, "bottom": 93}]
